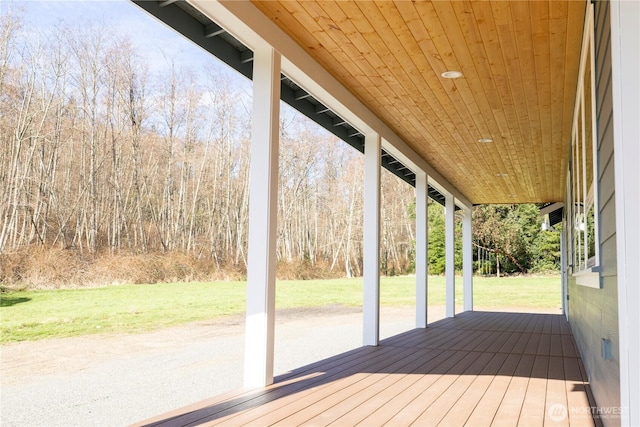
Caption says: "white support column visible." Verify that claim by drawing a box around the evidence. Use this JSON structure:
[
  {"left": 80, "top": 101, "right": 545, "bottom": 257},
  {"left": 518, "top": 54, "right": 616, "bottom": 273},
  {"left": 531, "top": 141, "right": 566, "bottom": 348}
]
[
  {"left": 363, "top": 132, "right": 381, "bottom": 346},
  {"left": 415, "top": 171, "right": 428, "bottom": 328},
  {"left": 560, "top": 231, "right": 568, "bottom": 319},
  {"left": 462, "top": 207, "right": 473, "bottom": 312},
  {"left": 445, "top": 194, "right": 455, "bottom": 318},
  {"left": 243, "top": 46, "right": 281, "bottom": 388},
  {"left": 610, "top": 0, "right": 640, "bottom": 424}
]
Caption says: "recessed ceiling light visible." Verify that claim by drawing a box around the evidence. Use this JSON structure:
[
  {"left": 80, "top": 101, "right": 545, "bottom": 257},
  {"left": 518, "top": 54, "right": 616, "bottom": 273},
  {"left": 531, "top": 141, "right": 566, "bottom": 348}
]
[
  {"left": 496, "top": 173, "right": 508, "bottom": 177},
  {"left": 478, "top": 138, "right": 493, "bottom": 143},
  {"left": 509, "top": 194, "right": 518, "bottom": 197},
  {"left": 441, "top": 70, "right": 463, "bottom": 79}
]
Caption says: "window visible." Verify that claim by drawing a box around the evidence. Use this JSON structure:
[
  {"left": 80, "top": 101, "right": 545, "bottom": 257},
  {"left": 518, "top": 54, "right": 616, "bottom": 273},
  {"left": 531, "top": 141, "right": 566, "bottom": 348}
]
[{"left": 568, "top": 3, "right": 600, "bottom": 288}]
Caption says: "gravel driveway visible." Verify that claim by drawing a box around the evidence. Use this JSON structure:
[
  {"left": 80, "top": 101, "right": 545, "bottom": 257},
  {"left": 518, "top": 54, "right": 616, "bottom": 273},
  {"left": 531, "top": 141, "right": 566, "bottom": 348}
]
[{"left": 1, "top": 305, "right": 441, "bottom": 427}]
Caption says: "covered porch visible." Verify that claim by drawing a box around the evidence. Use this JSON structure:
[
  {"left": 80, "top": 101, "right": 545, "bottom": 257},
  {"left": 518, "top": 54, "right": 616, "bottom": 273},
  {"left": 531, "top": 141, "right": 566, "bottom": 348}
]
[
  {"left": 129, "top": 0, "right": 640, "bottom": 424},
  {"left": 135, "top": 311, "right": 598, "bottom": 426}
]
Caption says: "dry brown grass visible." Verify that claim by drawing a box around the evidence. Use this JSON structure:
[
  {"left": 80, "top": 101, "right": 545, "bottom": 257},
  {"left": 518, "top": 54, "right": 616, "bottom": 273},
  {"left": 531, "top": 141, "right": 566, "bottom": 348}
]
[
  {"left": 276, "top": 259, "right": 344, "bottom": 281},
  {"left": 0, "top": 247, "right": 246, "bottom": 290},
  {"left": 0, "top": 247, "right": 343, "bottom": 290}
]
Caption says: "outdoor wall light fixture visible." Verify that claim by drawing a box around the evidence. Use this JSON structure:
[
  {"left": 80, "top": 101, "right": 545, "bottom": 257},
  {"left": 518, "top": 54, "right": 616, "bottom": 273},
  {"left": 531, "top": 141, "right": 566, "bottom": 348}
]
[
  {"left": 441, "top": 70, "right": 463, "bottom": 79},
  {"left": 541, "top": 219, "right": 557, "bottom": 232}
]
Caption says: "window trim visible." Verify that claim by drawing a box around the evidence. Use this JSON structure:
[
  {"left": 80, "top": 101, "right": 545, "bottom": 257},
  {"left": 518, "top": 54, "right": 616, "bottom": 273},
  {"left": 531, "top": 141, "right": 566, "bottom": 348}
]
[{"left": 569, "top": 3, "right": 601, "bottom": 288}]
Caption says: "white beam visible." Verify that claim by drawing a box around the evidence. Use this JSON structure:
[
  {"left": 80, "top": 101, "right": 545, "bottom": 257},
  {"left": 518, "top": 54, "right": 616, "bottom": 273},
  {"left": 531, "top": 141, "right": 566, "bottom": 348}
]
[
  {"left": 445, "top": 193, "right": 455, "bottom": 318},
  {"left": 243, "top": 46, "right": 280, "bottom": 388},
  {"left": 463, "top": 207, "right": 473, "bottom": 312},
  {"left": 539, "top": 202, "right": 564, "bottom": 216},
  {"left": 611, "top": 0, "right": 640, "bottom": 424},
  {"left": 363, "top": 131, "right": 381, "bottom": 346},
  {"left": 189, "top": 0, "right": 472, "bottom": 210},
  {"left": 415, "top": 171, "right": 428, "bottom": 328}
]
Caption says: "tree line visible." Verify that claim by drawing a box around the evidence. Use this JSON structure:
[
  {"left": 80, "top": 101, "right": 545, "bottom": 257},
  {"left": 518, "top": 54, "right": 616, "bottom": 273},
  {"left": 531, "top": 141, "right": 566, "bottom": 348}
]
[
  {"left": 0, "top": 12, "right": 416, "bottom": 280},
  {"left": 0, "top": 12, "right": 558, "bottom": 286}
]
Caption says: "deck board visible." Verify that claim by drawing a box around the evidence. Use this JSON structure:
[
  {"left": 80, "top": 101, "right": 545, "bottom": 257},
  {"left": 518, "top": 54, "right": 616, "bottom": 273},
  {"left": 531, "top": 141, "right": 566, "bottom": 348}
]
[
  {"left": 491, "top": 354, "right": 535, "bottom": 427},
  {"left": 410, "top": 351, "right": 497, "bottom": 426},
  {"left": 518, "top": 355, "right": 550, "bottom": 426},
  {"left": 133, "top": 311, "right": 596, "bottom": 427}
]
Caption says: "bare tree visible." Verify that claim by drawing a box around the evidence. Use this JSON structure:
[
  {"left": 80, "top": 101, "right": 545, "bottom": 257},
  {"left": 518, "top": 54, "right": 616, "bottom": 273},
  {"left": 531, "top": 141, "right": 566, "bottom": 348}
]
[{"left": 0, "top": 14, "right": 418, "bottom": 282}]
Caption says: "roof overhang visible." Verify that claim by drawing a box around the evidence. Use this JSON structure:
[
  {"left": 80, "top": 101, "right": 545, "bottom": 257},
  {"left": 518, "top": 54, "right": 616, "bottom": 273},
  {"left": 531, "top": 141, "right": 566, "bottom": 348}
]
[
  {"left": 252, "top": 1, "right": 587, "bottom": 204},
  {"left": 540, "top": 202, "right": 565, "bottom": 226},
  {"left": 134, "top": 0, "right": 587, "bottom": 207},
  {"left": 133, "top": 0, "right": 472, "bottom": 209}
]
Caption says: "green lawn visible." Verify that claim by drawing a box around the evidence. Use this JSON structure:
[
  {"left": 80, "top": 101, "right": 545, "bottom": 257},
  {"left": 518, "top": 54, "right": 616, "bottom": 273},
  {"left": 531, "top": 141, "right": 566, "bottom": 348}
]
[{"left": 0, "top": 275, "right": 560, "bottom": 343}]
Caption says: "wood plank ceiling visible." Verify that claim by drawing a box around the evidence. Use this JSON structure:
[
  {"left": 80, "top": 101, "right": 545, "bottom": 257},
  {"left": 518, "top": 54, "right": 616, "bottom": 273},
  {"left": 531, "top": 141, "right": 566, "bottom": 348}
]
[{"left": 252, "top": 0, "right": 587, "bottom": 204}]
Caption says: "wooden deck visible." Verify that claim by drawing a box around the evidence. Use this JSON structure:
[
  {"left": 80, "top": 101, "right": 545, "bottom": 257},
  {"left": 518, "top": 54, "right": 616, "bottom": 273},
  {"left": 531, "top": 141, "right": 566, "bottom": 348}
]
[{"left": 134, "top": 311, "right": 599, "bottom": 427}]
